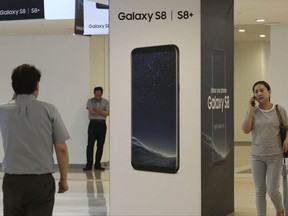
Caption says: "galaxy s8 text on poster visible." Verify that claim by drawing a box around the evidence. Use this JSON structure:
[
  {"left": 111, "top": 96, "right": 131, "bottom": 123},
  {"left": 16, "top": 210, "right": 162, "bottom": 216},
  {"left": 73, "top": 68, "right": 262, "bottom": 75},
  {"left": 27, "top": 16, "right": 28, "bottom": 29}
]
[
  {"left": 211, "top": 49, "right": 228, "bottom": 165},
  {"left": 131, "top": 45, "right": 179, "bottom": 173}
]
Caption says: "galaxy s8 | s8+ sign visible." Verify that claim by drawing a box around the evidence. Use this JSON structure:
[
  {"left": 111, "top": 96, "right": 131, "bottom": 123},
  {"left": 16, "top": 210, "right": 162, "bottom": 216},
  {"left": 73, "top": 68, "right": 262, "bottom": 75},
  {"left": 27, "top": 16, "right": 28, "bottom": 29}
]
[{"left": 131, "top": 45, "right": 179, "bottom": 173}]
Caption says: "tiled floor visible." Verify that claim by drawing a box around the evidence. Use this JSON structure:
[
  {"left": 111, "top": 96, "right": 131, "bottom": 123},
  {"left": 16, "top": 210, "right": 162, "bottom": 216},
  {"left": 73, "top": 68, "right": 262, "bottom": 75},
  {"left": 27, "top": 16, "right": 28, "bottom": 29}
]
[
  {"left": 0, "top": 169, "right": 110, "bottom": 216},
  {"left": 0, "top": 143, "right": 286, "bottom": 215}
]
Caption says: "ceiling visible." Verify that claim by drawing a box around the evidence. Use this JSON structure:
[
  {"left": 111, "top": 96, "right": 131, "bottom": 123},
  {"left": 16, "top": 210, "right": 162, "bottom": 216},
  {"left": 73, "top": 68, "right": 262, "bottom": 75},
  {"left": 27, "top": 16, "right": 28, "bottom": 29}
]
[
  {"left": 235, "top": 0, "right": 288, "bottom": 42},
  {"left": 0, "top": 0, "right": 288, "bottom": 42}
]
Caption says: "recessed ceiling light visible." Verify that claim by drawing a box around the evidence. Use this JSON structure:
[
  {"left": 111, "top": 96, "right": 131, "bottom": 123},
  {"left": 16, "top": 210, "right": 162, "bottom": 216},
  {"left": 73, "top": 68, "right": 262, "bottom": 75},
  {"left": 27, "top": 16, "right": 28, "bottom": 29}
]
[
  {"left": 256, "top": 19, "right": 265, "bottom": 22},
  {"left": 259, "top": 34, "right": 266, "bottom": 38},
  {"left": 238, "top": 29, "right": 245, "bottom": 32}
]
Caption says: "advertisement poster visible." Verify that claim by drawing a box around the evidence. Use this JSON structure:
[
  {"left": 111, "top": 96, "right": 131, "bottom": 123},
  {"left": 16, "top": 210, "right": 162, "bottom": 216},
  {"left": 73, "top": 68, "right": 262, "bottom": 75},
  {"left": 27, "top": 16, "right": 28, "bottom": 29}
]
[
  {"left": 201, "top": 0, "right": 234, "bottom": 215},
  {"left": 83, "top": 0, "right": 109, "bottom": 35},
  {"left": 110, "top": 0, "right": 201, "bottom": 215},
  {"left": 0, "top": 0, "right": 44, "bottom": 21}
]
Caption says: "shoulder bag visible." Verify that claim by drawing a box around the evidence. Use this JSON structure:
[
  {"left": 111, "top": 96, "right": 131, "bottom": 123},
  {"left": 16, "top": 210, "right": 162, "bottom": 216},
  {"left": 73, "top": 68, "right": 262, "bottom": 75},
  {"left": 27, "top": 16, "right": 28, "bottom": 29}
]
[{"left": 275, "top": 104, "right": 288, "bottom": 158}]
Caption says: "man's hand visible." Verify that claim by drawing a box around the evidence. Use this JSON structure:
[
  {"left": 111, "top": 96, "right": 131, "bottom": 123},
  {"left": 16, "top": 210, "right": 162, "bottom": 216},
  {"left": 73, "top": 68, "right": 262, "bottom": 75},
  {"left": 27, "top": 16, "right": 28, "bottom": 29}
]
[
  {"left": 58, "top": 179, "right": 69, "bottom": 193},
  {"left": 92, "top": 108, "right": 101, "bottom": 115}
]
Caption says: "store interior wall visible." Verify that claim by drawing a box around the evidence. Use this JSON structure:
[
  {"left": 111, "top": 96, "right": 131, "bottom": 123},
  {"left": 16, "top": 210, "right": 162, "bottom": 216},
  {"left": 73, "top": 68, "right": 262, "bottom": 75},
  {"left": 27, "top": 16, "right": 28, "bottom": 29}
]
[
  {"left": 0, "top": 35, "right": 92, "bottom": 164},
  {"left": 89, "top": 35, "right": 110, "bottom": 163},
  {"left": 269, "top": 25, "right": 288, "bottom": 115},
  {"left": 234, "top": 41, "right": 270, "bottom": 142},
  {"left": 233, "top": 26, "right": 288, "bottom": 143}
]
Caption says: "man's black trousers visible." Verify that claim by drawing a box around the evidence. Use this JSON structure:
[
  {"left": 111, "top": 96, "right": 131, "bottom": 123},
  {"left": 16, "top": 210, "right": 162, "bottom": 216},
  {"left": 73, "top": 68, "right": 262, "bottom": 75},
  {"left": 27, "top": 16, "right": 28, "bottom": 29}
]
[
  {"left": 2, "top": 173, "right": 55, "bottom": 216},
  {"left": 86, "top": 120, "right": 107, "bottom": 168}
]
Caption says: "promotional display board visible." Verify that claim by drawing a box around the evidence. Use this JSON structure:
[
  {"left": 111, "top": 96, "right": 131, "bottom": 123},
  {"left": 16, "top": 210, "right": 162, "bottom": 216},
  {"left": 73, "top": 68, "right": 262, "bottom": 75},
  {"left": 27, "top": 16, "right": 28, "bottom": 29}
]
[
  {"left": 0, "top": 0, "right": 44, "bottom": 21},
  {"left": 109, "top": 0, "right": 201, "bottom": 215},
  {"left": 74, "top": 0, "right": 109, "bottom": 35},
  {"left": 201, "top": 0, "right": 234, "bottom": 215},
  {"left": 83, "top": 0, "right": 109, "bottom": 35}
]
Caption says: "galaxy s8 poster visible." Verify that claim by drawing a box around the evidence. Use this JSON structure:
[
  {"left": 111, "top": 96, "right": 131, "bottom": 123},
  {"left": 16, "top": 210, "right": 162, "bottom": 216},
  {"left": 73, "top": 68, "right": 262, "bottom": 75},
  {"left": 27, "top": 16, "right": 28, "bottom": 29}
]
[
  {"left": 131, "top": 45, "right": 179, "bottom": 173},
  {"left": 211, "top": 49, "right": 228, "bottom": 165}
]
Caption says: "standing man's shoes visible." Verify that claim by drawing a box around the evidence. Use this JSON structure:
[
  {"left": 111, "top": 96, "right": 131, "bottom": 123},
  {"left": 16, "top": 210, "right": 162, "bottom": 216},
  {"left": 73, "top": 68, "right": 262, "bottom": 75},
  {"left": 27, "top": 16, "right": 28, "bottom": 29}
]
[
  {"left": 94, "top": 166, "right": 105, "bottom": 171},
  {"left": 83, "top": 167, "right": 92, "bottom": 171}
]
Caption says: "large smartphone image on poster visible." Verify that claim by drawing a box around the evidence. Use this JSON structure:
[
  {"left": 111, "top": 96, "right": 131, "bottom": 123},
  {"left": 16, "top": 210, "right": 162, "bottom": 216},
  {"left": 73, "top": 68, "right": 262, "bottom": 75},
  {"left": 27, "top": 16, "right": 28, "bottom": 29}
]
[
  {"left": 131, "top": 45, "right": 179, "bottom": 173},
  {"left": 211, "top": 48, "right": 227, "bottom": 165}
]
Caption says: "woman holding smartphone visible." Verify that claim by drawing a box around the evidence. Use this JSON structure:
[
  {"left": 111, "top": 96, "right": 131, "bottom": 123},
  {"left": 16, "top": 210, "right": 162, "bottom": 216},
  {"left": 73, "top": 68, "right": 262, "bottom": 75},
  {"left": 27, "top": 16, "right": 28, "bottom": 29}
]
[{"left": 242, "top": 80, "right": 288, "bottom": 216}]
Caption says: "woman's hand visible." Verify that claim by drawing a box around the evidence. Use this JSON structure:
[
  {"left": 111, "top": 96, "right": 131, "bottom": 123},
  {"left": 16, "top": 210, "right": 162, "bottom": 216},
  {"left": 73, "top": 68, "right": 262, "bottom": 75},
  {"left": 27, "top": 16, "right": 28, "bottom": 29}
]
[
  {"left": 242, "top": 97, "right": 256, "bottom": 134},
  {"left": 249, "top": 96, "right": 256, "bottom": 109}
]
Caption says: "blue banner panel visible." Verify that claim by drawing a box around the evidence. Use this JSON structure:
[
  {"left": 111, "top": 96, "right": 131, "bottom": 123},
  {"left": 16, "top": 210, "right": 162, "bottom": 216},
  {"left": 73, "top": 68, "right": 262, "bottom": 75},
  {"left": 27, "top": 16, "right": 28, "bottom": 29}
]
[{"left": 0, "top": 0, "right": 44, "bottom": 21}]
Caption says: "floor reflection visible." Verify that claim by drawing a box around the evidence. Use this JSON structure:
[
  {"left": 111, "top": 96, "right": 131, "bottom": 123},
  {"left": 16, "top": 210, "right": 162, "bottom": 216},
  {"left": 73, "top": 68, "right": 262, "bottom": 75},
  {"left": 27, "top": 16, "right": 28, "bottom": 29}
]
[{"left": 85, "top": 170, "right": 107, "bottom": 216}]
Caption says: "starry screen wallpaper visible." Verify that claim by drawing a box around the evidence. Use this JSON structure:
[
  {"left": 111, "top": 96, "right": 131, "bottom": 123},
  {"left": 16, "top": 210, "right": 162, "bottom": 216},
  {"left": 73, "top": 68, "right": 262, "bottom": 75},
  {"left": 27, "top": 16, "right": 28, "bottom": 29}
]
[{"left": 131, "top": 45, "right": 179, "bottom": 173}]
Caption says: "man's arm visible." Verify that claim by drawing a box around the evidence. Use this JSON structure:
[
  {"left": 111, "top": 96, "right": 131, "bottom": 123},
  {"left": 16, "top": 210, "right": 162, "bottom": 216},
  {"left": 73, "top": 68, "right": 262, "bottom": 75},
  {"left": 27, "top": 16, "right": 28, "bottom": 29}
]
[
  {"left": 88, "top": 107, "right": 96, "bottom": 115},
  {"left": 54, "top": 143, "right": 69, "bottom": 193},
  {"left": 95, "top": 109, "right": 109, "bottom": 117},
  {"left": 88, "top": 107, "right": 109, "bottom": 117}
]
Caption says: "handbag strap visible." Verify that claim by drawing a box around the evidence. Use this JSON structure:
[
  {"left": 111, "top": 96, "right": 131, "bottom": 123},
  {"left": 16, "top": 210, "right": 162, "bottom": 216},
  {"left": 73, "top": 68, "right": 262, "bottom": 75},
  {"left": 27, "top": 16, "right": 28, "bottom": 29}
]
[
  {"left": 276, "top": 104, "right": 287, "bottom": 162},
  {"left": 275, "top": 104, "right": 284, "bottom": 127}
]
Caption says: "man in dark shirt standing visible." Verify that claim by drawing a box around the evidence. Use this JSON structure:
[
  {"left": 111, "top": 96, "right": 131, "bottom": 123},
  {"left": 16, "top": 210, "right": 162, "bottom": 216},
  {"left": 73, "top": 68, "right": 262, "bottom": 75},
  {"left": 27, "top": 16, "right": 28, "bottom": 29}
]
[
  {"left": 83, "top": 87, "right": 109, "bottom": 171},
  {"left": 0, "top": 64, "right": 70, "bottom": 216}
]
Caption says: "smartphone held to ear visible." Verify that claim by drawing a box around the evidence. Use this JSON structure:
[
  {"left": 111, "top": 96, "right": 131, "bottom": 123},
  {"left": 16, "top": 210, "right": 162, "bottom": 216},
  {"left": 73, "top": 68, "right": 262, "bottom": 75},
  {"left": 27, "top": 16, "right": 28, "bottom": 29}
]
[{"left": 251, "top": 97, "right": 256, "bottom": 107}]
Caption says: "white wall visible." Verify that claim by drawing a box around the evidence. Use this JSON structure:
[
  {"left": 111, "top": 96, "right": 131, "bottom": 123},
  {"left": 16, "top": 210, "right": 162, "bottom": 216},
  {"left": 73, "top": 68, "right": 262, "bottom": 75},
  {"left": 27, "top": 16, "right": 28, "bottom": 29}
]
[
  {"left": 234, "top": 41, "right": 270, "bottom": 142},
  {"left": 89, "top": 35, "right": 110, "bottom": 163},
  {"left": 270, "top": 25, "right": 288, "bottom": 113},
  {"left": 0, "top": 35, "right": 90, "bottom": 164}
]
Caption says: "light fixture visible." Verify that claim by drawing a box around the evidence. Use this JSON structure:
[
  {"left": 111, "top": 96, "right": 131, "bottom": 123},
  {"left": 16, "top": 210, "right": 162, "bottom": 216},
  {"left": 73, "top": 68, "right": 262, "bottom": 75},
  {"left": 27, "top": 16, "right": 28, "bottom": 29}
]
[
  {"left": 259, "top": 34, "right": 266, "bottom": 38},
  {"left": 238, "top": 29, "right": 245, "bottom": 32},
  {"left": 256, "top": 19, "right": 265, "bottom": 22}
]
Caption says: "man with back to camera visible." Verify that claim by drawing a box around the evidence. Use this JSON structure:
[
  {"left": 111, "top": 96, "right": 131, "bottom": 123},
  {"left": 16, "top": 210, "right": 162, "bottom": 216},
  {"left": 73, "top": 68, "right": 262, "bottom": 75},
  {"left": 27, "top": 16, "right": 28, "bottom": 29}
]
[
  {"left": 0, "top": 64, "right": 70, "bottom": 216},
  {"left": 83, "top": 87, "right": 109, "bottom": 171}
]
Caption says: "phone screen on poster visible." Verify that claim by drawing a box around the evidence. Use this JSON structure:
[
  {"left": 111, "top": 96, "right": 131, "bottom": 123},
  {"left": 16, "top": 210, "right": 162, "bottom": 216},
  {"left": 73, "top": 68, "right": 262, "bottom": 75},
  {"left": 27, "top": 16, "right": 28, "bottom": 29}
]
[
  {"left": 96, "top": 2, "right": 109, "bottom": 9},
  {"left": 211, "top": 49, "right": 227, "bottom": 165},
  {"left": 131, "top": 45, "right": 179, "bottom": 173}
]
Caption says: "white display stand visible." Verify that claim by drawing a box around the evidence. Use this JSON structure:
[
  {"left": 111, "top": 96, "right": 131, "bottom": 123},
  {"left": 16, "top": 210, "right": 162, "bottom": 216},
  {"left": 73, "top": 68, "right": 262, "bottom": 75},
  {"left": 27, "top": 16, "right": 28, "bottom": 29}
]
[{"left": 109, "top": 0, "right": 201, "bottom": 215}]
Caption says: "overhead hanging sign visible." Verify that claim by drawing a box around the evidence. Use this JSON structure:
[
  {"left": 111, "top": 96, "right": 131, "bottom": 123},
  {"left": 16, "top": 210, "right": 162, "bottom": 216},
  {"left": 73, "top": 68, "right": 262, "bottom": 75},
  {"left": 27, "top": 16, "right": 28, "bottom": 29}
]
[
  {"left": 74, "top": 0, "right": 84, "bottom": 35},
  {"left": 0, "top": 0, "right": 44, "bottom": 21},
  {"left": 83, "top": 0, "right": 109, "bottom": 35}
]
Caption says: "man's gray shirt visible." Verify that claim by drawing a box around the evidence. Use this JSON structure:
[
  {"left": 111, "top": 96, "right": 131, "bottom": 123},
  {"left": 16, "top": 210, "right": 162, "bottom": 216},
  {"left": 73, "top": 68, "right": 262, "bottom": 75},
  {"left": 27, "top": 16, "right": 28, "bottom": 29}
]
[
  {"left": 86, "top": 97, "right": 109, "bottom": 120},
  {"left": 0, "top": 94, "right": 70, "bottom": 174}
]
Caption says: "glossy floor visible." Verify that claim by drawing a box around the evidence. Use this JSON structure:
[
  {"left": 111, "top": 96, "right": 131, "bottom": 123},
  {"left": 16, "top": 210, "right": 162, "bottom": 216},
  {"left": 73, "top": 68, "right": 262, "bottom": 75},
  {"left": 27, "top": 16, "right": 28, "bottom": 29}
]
[
  {"left": 0, "top": 144, "right": 285, "bottom": 215},
  {"left": 0, "top": 169, "right": 110, "bottom": 216}
]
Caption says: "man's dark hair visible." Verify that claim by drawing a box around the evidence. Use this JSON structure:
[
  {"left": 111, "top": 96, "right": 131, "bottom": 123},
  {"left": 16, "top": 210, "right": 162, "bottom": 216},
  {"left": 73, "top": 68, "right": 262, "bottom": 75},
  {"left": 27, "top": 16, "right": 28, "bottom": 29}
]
[
  {"left": 94, "top": 86, "right": 103, "bottom": 94},
  {"left": 12, "top": 64, "right": 41, "bottom": 95}
]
